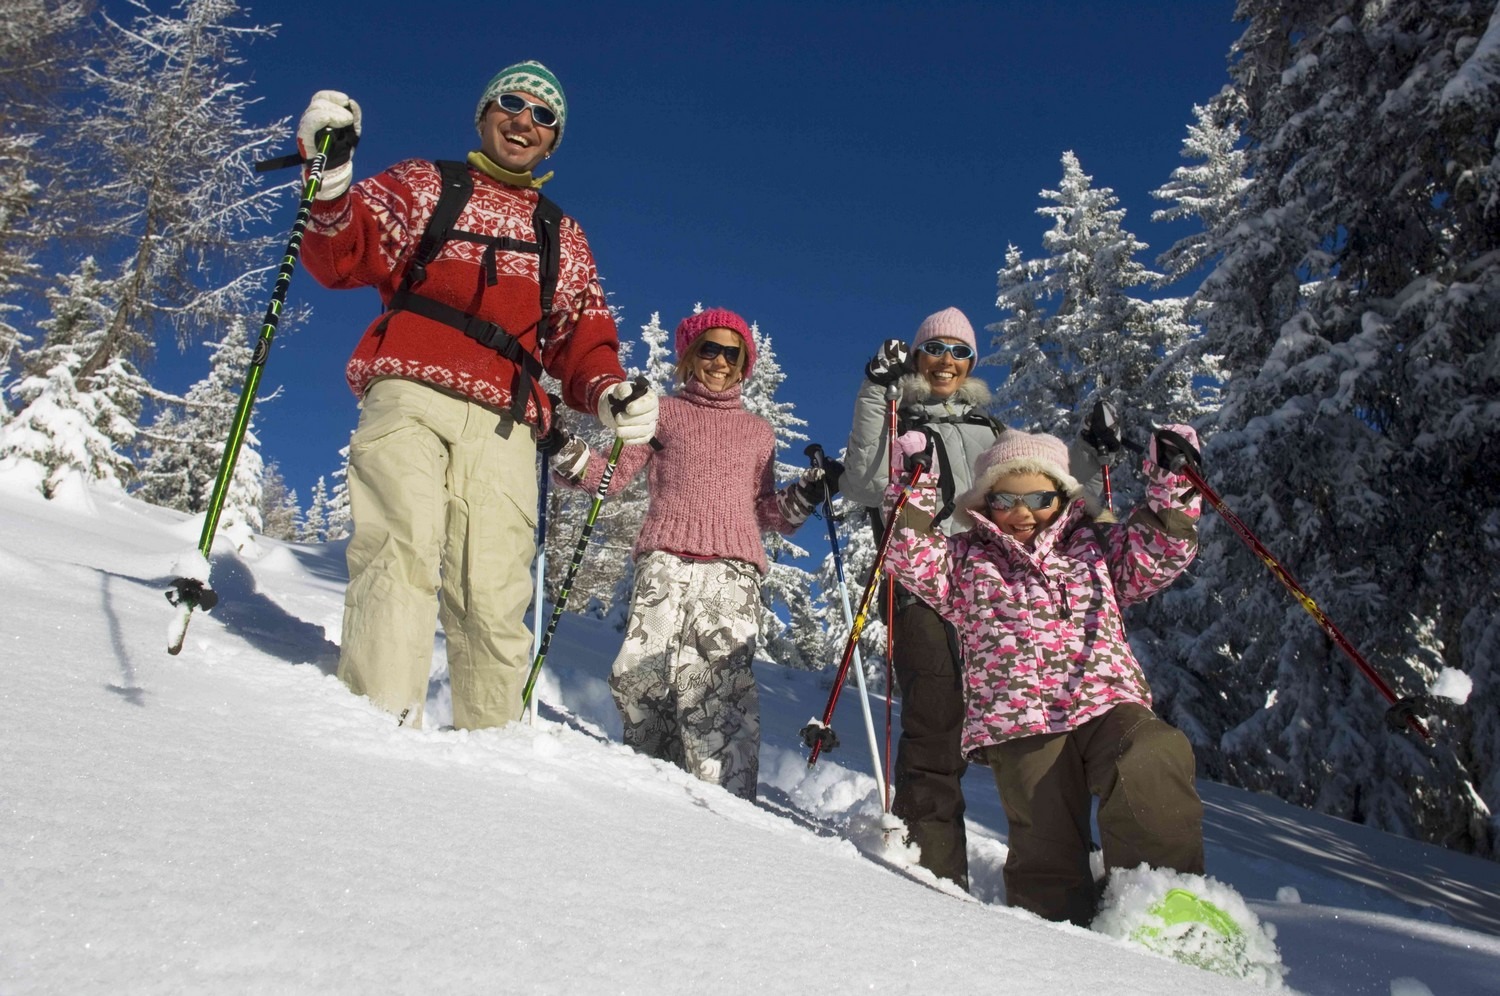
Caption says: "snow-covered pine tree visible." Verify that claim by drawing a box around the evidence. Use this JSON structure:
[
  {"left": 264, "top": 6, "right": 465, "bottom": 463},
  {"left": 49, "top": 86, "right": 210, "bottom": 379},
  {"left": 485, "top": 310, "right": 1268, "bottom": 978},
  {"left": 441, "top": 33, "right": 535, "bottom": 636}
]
[
  {"left": 135, "top": 315, "right": 269, "bottom": 517},
  {"left": 988, "top": 151, "right": 1213, "bottom": 469},
  {"left": 0, "top": 258, "right": 147, "bottom": 495},
  {"left": 64, "top": 0, "right": 289, "bottom": 389},
  {"left": 326, "top": 444, "right": 352, "bottom": 541},
  {"left": 300, "top": 476, "right": 329, "bottom": 543},
  {"left": 739, "top": 316, "right": 822, "bottom": 670},
  {"left": 259, "top": 463, "right": 298, "bottom": 542},
  {"left": 1162, "top": 0, "right": 1498, "bottom": 857},
  {"left": 1150, "top": 96, "right": 1251, "bottom": 284}
]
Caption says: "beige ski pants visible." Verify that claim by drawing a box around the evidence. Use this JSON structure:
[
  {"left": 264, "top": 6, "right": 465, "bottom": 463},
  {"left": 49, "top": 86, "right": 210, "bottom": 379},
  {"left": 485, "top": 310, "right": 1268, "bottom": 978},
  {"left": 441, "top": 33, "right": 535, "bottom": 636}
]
[{"left": 338, "top": 378, "right": 537, "bottom": 730}]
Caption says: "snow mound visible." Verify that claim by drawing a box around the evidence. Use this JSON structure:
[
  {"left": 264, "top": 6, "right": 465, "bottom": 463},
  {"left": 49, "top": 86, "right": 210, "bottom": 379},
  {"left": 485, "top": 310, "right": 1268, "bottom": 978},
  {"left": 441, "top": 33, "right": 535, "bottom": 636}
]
[{"left": 1092, "top": 864, "right": 1288, "bottom": 989}]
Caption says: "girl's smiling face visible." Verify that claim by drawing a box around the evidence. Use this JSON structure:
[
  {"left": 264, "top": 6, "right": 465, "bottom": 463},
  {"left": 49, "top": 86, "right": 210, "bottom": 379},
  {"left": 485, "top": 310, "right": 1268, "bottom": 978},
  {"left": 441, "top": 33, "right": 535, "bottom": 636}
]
[{"left": 982, "top": 470, "right": 1065, "bottom": 546}]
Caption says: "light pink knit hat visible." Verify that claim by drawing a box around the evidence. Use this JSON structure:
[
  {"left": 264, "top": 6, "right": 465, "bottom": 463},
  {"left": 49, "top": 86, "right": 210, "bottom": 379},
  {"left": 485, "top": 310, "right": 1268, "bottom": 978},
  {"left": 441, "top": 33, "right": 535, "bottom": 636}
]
[
  {"left": 955, "top": 430, "right": 1082, "bottom": 514},
  {"left": 911, "top": 307, "right": 978, "bottom": 353},
  {"left": 675, "top": 307, "right": 757, "bottom": 378}
]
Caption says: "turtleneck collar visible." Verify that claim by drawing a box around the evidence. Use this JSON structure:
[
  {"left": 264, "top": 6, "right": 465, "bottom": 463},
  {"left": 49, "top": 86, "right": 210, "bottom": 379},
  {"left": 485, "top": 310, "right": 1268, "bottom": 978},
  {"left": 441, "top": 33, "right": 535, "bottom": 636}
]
[
  {"left": 466, "top": 150, "right": 554, "bottom": 189},
  {"left": 679, "top": 377, "right": 743, "bottom": 410}
]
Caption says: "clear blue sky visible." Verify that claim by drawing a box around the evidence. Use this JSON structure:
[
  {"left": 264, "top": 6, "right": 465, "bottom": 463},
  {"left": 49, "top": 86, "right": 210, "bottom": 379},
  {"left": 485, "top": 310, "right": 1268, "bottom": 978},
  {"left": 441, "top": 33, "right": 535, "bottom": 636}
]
[{"left": 180, "top": 0, "right": 1243, "bottom": 499}]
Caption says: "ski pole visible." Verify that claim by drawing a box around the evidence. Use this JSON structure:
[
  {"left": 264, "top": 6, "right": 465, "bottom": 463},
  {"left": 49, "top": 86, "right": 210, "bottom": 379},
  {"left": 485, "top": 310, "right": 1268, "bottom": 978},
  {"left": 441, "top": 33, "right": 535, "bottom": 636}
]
[
  {"left": 521, "top": 378, "right": 652, "bottom": 708},
  {"left": 1149, "top": 430, "right": 1433, "bottom": 742},
  {"left": 804, "top": 444, "right": 887, "bottom": 805},
  {"left": 165, "top": 131, "right": 333, "bottom": 655},
  {"left": 527, "top": 434, "right": 553, "bottom": 726},
  {"left": 802, "top": 455, "right": 928, "bottom": 767}
]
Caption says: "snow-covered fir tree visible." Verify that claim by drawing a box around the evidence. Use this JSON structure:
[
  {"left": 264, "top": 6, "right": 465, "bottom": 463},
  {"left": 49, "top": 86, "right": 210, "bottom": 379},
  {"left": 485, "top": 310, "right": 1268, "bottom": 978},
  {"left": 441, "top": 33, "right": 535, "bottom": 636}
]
[
  {"left": 136, "top": 316, "right": 267, "bottom": 517},
  {"left": 738, "top": 316, "right": 821, "bottom": 670},
  {"left": 0, "top": 258, "right": 147, "bottom": 495},
  {"left": 0, "top": 352, "right": 139, "bottom": 498},
  {"left": 259, "top": 463, "right": 298, "bottom": 542},
  {"left": 1160, "top": 0, "right": 1499, "bottom": 857},
  {"left": 325, "top": 444, "right": 352, "bottom": 541},
  {"left": 989, "top": 151, "right": 1214, "bottom": 459},
  {"left": 300, "top": 476, "right": 329, "bottom": 543},
  {"left": 1150, "top": 96, "right": 1251, "bottom": 284}
]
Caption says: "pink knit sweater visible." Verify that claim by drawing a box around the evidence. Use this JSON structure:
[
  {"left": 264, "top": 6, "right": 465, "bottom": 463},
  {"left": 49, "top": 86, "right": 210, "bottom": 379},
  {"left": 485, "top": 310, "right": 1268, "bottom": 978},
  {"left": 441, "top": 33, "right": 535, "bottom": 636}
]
[{"left": 568, "top": 379, "right": 797, "bottom": 574}]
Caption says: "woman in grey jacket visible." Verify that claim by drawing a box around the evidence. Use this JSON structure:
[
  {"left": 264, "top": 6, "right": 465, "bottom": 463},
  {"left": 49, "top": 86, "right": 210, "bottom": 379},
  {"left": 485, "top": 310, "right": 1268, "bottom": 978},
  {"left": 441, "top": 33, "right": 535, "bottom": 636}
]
[{"left": 841, "top": 306, "right": 1103, "bottom": 891}]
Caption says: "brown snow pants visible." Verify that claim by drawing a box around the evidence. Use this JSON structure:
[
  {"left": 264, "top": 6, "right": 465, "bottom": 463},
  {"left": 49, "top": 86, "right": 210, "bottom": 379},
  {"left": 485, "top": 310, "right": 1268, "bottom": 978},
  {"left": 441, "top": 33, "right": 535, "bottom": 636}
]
[
  {"left": 983, "top": 703, "right": 1204, "bottom": 926},
  {"left": 890, "top": 597, "right": 970, "bottom": 890},
  {"left": 338, "top": 378, "right": 538, "bottom": 730}
]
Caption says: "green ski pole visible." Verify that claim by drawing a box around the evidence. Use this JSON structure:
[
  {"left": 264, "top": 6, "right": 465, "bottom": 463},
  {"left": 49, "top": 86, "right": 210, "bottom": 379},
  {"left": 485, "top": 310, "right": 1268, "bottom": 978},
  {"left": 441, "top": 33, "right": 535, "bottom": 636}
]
[
  {"left": 521, "top": 377, "right": 654, "bottom": 708},
  {"left": 165, "top": 132, "right": 333, "bottom": 655}
]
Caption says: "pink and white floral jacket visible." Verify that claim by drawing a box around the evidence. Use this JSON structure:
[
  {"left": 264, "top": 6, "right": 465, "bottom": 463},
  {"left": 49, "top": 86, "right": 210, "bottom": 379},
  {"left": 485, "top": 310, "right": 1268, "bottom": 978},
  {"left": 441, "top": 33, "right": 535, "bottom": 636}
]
[{"left": 884, "top": 463, "right": 1200, "bottom": 759}]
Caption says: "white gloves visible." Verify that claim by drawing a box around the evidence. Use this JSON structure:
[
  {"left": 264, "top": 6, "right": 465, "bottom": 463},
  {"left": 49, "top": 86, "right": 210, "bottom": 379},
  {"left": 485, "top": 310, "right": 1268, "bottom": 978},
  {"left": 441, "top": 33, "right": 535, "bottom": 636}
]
[
  {"left": 596, "top": 380, "right": 659, "bottom": 445},
  {"left": 297, "top": 90, "right": 362, "bottom": 201}
]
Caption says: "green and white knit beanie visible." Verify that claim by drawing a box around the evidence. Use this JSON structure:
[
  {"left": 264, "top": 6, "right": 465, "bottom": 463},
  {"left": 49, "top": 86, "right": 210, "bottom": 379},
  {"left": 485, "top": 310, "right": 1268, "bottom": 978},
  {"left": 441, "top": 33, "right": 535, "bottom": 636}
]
[{"left": 475, "top": 60, "right": 568, "bottom": 150}]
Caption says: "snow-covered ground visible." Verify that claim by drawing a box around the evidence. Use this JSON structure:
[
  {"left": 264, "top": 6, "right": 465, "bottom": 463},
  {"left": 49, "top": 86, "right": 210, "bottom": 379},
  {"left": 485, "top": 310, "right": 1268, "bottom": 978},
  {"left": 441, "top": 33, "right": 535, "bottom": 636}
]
[{"left": 3, "top": 479, "right": 1498, "bottom": 995}]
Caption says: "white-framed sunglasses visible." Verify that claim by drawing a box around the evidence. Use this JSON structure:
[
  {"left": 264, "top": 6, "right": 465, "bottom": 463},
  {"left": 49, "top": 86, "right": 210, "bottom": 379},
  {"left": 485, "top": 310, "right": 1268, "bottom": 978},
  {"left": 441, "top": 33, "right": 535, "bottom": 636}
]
[{"left": 495, "top": 93, "right": 559, "bottom": 129}]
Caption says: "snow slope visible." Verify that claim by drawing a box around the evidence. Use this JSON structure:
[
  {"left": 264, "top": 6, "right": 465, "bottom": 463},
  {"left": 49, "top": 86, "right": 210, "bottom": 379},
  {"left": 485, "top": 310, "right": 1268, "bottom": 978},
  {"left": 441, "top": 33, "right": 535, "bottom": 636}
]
[{"left": 3, "top": 481, "right": 1498, "bottom": 995}]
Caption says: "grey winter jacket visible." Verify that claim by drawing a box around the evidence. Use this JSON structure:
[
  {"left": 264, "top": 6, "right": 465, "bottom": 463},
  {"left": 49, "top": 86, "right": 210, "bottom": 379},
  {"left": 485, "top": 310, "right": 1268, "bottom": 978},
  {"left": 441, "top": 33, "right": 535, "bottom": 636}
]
[
  {"left": 842, "top": 373, "right": 1003, "bottom": 536},
  {"left": 842, "top": 372, "right": 1104, "bottom": 534}
]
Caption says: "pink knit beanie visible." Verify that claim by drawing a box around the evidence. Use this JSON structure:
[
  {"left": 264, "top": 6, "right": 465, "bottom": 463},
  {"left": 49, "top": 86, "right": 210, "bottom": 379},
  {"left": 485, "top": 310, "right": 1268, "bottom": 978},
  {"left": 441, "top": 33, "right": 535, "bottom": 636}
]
[
  {"left": 955, "top": 430, "right": 1082, "bottom": 514},
  {"left": 675, "top": 307, "right": 757, "bottom": 378},
  {"left": 911, "top": 307, "right": 978, "bottom": 353}
]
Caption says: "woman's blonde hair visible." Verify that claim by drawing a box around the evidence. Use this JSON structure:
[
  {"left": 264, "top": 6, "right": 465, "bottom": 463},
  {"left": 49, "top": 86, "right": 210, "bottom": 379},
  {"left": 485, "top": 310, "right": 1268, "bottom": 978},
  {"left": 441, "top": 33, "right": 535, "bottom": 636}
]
[{"left": 676, "top": 329, "right": 748, "bottom": 386}]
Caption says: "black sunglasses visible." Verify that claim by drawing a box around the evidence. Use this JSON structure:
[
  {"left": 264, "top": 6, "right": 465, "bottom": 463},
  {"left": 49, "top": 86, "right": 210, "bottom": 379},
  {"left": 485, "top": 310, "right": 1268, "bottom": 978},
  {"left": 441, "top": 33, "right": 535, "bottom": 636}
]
[
  {"left": 696, "top": 341, "right": 742, "bottom": 364},
  {"left": 917, "top": 340, "right": 976, "bottom": 361},
  {"left": 985, "top": 490, "right": 1063, "bottom": 512},
  {"left": 496, "top": 93, "right": 559, "bottom": 129}
]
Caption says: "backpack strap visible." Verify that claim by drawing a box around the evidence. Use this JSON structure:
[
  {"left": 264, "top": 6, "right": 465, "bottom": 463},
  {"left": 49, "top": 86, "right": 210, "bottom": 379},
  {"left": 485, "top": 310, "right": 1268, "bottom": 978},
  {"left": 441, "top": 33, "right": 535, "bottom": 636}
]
[
  {"left": 378, "top": 160, "right": 567, "bottom": 425},
  {"left": 401, "top": 160, "right": 474, "bottom": 292}
]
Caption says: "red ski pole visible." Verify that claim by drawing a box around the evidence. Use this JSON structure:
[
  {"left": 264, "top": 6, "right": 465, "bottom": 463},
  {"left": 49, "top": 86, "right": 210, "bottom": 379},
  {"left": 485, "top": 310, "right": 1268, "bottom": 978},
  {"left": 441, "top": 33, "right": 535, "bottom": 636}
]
[{"left": 1152, "top": 431, "right": 1432, "bottom": 742}]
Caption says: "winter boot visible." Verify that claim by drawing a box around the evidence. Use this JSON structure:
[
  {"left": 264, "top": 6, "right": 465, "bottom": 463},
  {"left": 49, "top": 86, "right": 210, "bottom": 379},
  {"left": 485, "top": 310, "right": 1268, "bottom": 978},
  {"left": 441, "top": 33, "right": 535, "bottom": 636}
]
[{"left": 1130, "top": 888, "right": 1249, "bottom": 977}]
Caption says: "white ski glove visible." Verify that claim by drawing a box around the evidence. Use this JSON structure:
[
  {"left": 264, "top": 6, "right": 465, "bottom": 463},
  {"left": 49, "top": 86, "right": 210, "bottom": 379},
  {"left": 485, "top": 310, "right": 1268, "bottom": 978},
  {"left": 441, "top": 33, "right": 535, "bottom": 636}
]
[
  {"left": 596, "top": 381, "right": 659, "bottom": 445},
  {"left": 296, "top": 90, "right": 362, "bottom": 200},
  {"left": 552, "top": 435, "right": 591, "bottom": 482}
]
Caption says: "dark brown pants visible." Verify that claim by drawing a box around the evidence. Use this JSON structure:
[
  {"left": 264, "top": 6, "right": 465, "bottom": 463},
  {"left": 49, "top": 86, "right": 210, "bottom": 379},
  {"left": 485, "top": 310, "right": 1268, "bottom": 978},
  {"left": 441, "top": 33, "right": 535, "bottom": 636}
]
[
  {"left": 983, "top": 703, "right": 1204, "bottom": 925},
  {"left": 890, "top": 599, "right": 969, "bottom": 889}
]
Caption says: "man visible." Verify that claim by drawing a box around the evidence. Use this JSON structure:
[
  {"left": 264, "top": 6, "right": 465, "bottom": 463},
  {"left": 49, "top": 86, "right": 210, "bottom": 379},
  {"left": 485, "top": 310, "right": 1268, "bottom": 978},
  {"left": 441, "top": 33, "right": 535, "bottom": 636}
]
[{"left": 297, "top": 61, "right": 657, "bottom": 730}]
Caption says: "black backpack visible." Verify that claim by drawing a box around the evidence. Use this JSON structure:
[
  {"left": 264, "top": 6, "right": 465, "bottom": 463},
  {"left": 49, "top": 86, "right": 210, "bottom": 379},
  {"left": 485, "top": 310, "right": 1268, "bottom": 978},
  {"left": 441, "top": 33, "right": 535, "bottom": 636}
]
[{"left": 378, "top": 159, "right": 563, "bottom": 424}]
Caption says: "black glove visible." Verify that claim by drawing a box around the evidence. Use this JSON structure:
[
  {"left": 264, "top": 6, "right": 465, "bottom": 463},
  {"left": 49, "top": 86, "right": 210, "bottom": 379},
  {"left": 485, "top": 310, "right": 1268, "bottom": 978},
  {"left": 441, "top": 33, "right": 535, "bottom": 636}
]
[
  {"left": 537, "top": 424, "right": 571, "bottom": 458},
  {"left": 820, "top": 458, "right": 845, "bottom": 498},
  {"left": 865, "top": 338, "right": 909, "bottom": 387},
  {"left": 1080, "top": 400, "right": 1123, "bottom": 456}
]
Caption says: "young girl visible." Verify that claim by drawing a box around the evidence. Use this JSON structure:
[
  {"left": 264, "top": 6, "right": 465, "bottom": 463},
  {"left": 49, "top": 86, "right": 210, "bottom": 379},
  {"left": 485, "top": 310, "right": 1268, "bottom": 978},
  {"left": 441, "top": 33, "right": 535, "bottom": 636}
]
[
  {"left": 839, "top": 307, "right": 1107, "bottom": 891},
  {"left": 884, "top": 427, "right": 1205, "bottom": 926},
  {"left": 553, "top": 308, "right": 822, "bottom": 800}
]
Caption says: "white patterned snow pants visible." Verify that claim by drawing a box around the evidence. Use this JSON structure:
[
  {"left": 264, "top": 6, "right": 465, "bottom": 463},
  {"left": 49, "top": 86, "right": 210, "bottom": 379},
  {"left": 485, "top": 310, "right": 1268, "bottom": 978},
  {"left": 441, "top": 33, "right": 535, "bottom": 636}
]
[{"left": 610, "top": 551, "right": 762, "bottom": 800}]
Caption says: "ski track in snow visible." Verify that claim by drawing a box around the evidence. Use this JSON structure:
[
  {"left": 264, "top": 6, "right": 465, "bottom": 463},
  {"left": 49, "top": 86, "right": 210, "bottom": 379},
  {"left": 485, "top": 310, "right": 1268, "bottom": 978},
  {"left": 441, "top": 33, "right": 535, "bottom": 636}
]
[{"left": 3, "top": 481, "right": 1500, "bottom": 995}]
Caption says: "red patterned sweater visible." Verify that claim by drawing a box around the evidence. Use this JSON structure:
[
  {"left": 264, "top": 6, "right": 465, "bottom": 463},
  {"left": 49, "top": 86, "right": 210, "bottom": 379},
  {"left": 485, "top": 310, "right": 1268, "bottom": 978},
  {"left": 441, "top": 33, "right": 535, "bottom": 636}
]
[
  {"left": 564, "top": 380, "right": 799, "bottom": 575},
  {"left": 302, "top": 158, "right": 627, "bottom": 434}
]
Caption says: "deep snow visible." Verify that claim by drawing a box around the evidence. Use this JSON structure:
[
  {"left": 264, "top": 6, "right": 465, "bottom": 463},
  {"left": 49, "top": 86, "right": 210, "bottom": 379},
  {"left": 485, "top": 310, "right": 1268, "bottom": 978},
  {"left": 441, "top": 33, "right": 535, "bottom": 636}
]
[{"left": 3, "top": 478, "right": 1499, "bottom": 995}]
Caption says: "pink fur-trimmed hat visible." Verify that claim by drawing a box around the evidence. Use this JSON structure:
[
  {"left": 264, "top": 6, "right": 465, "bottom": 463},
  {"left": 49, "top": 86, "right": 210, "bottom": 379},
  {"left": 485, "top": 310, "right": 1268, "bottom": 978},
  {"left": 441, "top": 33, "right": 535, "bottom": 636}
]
[
  {"left": 911, "top": 306, "right": 978, "bottom": 353},
  {"left": 674, "top": 307, "right": 757, "bottom": 378}
]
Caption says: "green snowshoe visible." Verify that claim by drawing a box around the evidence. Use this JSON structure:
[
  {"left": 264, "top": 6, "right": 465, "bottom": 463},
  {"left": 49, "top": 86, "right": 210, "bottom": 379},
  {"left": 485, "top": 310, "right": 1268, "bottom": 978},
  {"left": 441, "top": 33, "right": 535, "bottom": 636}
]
[{"left": 1130, "top": 888, "right": 1250, "bottom": 977}]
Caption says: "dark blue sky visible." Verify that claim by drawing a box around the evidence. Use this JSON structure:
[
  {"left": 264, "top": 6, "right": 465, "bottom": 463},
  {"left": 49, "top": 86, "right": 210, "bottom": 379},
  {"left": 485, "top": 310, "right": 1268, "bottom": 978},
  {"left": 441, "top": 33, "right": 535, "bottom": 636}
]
[{"left": 184, "top": 0, "right": 1244, "bottom": 501}]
